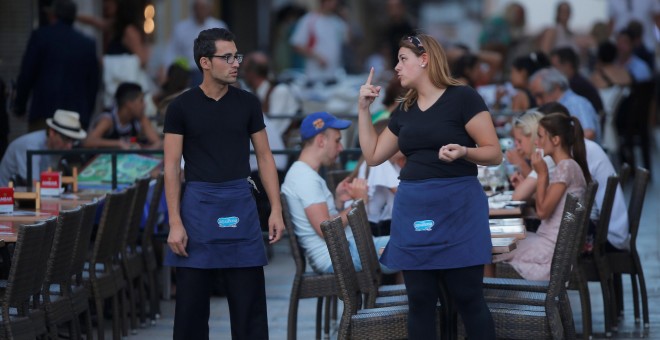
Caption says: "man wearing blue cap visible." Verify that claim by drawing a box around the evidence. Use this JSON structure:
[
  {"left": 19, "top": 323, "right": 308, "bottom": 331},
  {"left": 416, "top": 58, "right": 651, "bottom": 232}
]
[{"left": 282, "top": 112, "right": 396, "bottom": 275}]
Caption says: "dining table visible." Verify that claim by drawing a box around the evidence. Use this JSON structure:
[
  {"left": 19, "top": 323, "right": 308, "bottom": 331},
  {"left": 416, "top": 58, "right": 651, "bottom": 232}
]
[{"left": 0, "top": 190, "right": 108, "bottom": 243}]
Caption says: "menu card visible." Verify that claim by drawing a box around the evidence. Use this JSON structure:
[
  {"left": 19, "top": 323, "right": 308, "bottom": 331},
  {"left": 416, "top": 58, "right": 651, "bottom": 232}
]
[
  {"left": 40, "top": 171, "right": 62, "bottom": 196},
  {"left": 0, "top": 187, "right": 13, "bottom": 213}
]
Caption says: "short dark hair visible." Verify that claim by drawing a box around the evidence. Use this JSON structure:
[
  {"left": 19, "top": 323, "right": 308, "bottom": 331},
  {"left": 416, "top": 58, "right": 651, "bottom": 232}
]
[
  {"left": 53, "top": 0, "right": 77, "bottom": 25},
  {"left": 244, "top": 57, "right": 269, "bottom": 79},
  {"left": 626, "top": 20, "right": 643, "bottom": 40},
  {"left": 512, "top": 51, "right": 550, "bottom": 76},
  {"left": 550, "top": 47, "right": 579, "bottom": 71},
  {"left": 115, "top": 82, "right": 143, "bottom": 108},
  {"left": 536, "top": 102, "right": 570, "bottom": 117},
  {"left": 597, "top": 41, "right": 618, "bottom": 64},
  {"left": 193, "top": 28, "right": 236, "bottom": 72}
]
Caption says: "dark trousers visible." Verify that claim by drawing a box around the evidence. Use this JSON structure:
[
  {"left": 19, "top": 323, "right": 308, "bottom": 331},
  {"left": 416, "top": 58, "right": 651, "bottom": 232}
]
[
  {"left": 173, "top": 266, "right": 269, "bottom": 340},
  {"left": 403, "top": 265, "right": 495, "bottom": 340}
]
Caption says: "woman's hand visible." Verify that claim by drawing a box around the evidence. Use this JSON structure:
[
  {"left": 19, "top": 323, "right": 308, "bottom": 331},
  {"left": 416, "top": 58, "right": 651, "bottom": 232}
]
[
  {"left": 438, "top": 144, "right": 466, "bottom": 162},
  {"left": 505, "top": 148, "right": 526, "bottom": 168},
  {"left": 509, "top": 171, "right": 524, "bottom": 188},
  {"left": 531, "top": 149, "right": 547, "bottom": 176},
  {"left": 358, "top": 67, "right": 382, "bottom": 111}
]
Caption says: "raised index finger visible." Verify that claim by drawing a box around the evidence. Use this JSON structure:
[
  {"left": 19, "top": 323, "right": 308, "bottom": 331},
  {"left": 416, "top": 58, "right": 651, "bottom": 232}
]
[{"left": 365, "top": 67, "right": 374, "bottom": 85}]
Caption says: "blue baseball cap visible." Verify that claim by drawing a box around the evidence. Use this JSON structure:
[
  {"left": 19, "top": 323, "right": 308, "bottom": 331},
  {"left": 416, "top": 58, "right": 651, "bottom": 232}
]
[{"left": 299, "top": 112, "right": 351, "bottom": 141}]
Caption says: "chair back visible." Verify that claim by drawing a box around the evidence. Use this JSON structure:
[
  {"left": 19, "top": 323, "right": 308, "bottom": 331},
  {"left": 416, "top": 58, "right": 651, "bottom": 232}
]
[
  {"left": 113, "top": 186, "right": 136, "bottom": 256},
  {"left": 619, "top": 163, "right": 631, "bottom": 190},
  {"left": 593, "top": 176, "right": 619, "bottom": 257},
  {"left": 141, "top": 173, "right": 164, "bottom": 250},
  {"left": 44, "top": 206, "right": 83, "bottom": 293},
  {"left": 627, "top": 167, "right": 649, "bottom": 252},
  {"left": 547, "top": 194, "right": 585, "bottom": 306},
  {"left": 72, "top": 201, "right": 99, "bottom": 284},
  {"left": 281, "top": 192, "right": 309, "bottom": 275},
  {"left": 91, "top": 190, "right": 129, "bottom": 269},
  {"left": 32, "top": 217, "right": 57, "bottom": 297},
  {"left": 347, "top": 201, "right": 380, "bottom": 307},
  {"left": 2, "top": 217, "right": 57, "bottom": 310},
  {"left": 123, "top": 177, "right": 151, "bottom": 252},
  {"left": 321, "top": 216, "right": 363, "bottom": 340},
  {"left": 576, "top": 181, "right": 598, "bottom": 258}
]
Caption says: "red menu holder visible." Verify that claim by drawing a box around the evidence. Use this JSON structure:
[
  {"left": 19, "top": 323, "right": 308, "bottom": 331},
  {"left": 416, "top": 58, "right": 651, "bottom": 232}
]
[
  {"left": 40, "top": 171, "right": 62, "bottom": 196},
  {"left": 0, "top": 187, "right": 14, "bottom": 213}
]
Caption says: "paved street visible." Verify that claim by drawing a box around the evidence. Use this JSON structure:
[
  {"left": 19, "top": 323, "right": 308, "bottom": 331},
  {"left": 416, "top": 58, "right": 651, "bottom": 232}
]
[{"left": 115, "top": 131, "right": 660, "bottom": 339}]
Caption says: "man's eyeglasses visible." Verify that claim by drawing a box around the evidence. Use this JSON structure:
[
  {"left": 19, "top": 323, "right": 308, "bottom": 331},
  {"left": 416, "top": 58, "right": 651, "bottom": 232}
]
[
  {"left": 406, "top": 36, "right": 425, "bottom": 53},
  {"left": 210, "top": 54, "right": 244, "bottom": 64}
]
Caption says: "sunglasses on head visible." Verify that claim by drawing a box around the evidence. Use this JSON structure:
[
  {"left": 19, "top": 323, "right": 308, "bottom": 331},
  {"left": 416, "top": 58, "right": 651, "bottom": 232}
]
[{"left": 406, "top": 35, "right": 425, "bottom": 53}]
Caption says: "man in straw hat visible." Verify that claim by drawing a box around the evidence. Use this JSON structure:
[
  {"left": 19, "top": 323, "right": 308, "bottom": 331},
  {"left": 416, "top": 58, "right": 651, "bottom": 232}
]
[{"left": 0, "top": 109, "right": 87, "bottom": 186}]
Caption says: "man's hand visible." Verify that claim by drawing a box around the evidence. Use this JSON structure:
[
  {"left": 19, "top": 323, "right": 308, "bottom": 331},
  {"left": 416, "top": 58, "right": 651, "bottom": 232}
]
[
  {"left": 167, "top": 222, "right": 188, "bottom": 257},
  {"left": 268, "top": 211, "right": 285, "bottom": 244},
  {"left": 347, "top": 178, "right": 368, "bottom": 201}
]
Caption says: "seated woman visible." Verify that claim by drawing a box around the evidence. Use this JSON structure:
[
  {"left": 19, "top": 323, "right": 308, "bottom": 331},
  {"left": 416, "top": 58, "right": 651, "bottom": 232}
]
[
  {"left": 493, "top": 112, "right": 590, "bottom": 280},
  {"left": 83, "top": 82, "right": 162, "bottom": 150},
  {"left": 507, "top": 111, "right": 556, "bottom": 201}
]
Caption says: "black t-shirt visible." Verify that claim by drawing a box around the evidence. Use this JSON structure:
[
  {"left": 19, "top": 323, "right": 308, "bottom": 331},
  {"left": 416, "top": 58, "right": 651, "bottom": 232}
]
[
  {"left": 163, "top": 86, "right": 265, "bottom": 183},
  {"left": 389, "top": 85, "right": 488, "bottom": 180}
]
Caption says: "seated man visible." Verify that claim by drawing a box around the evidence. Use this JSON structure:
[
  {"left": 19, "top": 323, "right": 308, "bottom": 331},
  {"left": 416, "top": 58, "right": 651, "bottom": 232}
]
[
  {"left": 282, "top": 111, "right": 395, "bottom": 275},
  {"left": 0, "top": 109, "right": 87, "bottom": 186},
  {"left": 84, "top": 82, "right": 162, "bottom": 149}
]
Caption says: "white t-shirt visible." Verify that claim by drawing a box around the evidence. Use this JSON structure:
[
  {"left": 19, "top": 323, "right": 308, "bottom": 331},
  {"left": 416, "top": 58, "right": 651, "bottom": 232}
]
[
  {"left": 584, "top": 139, "right": 630, "bottom": 249},
  {"left": 357, "top": 161, "right": 400, "bottom": 223},
  {"left": 281, "top": 161, "right": 355, "bottom": 272},
  {"left": 289, "top": 12, "right": 348, "bottom": 81}
]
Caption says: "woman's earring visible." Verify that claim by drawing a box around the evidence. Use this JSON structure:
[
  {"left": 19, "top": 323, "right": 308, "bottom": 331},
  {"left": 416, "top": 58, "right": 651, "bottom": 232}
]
[{"left": 420, "top": 64, "right": 426, "bottom": 68}]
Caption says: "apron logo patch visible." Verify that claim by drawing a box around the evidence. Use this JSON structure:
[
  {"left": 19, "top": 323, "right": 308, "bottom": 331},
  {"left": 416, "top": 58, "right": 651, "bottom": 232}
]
[
  {"left": 217, "top": 216, "right": 239, "bottom": 228},
  {"left": 413, "top": 220, "right": 434, "bottom": 231}
]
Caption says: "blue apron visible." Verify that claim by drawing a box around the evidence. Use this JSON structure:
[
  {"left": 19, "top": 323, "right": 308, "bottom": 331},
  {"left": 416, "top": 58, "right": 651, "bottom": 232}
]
[
  {"left": 380, "top": 176, "right": 492, "bottom": 270},
  {"left": 165, "top": 179, "right": 268, "bottom": 269}
]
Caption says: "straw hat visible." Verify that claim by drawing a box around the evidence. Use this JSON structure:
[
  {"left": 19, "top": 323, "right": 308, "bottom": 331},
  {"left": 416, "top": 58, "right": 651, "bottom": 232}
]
[{"left": 46, "top": 109, "right": 87, "bottom": 140}]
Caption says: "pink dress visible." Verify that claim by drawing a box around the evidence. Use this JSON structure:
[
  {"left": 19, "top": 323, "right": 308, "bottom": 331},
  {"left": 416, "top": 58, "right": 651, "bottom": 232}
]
[{"left": 493, "top": 159, "right": 586, "bottom": 281}]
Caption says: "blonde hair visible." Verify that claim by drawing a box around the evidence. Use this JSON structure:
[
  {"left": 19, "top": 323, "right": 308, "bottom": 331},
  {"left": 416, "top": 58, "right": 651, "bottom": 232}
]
[
  {"left": 398, "top": 34, "right": 463, "bottom": 111},
  {"left": 512, "top": 110, "right": 543, "bottom": 154}
]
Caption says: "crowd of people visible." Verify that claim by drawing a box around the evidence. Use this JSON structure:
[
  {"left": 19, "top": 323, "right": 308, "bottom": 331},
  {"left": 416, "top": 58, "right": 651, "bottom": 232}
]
[{"left": 1, "top": 0, "right": 658, "bottom": 338}]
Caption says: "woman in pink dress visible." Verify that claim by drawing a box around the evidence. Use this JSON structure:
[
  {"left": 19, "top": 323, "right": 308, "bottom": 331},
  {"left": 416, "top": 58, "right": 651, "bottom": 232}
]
[{"left": 494, "top": 112, "right": 590, "bottom": 280}]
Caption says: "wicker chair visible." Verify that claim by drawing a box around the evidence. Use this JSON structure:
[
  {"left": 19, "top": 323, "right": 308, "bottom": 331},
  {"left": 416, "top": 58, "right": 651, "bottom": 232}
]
[
  {"left": 481, "top": 194, "right": 585, "bottom": 340},
  {"left": 565, "top": 181, "right": 598, "bottom": 339},
  {"left": 84, "top": 189, "right": 131, "bottom": 340},
  {"left": 140, "top": 173, "right": 165, "bottom": 323},
  {"left": 0, "top": 218, "right": 57, "bottom": 340},
  {"left": 609, "top": 167, "right": 650, "bottom": 328},
  {"left": 119, "top": 177, "right": 151, "bottom": 331},
  {"left": 347, "top": 201, "right": 407, "bottom": 309},
  {"left": 42, "top": 206, "right": 84, "bottom": 339},
  {"left": 574, "top": 176, "right": 620, "bottom": 336},
  {"left": 70, "top": 201, "right": 99, "bottom": 340},
  {"left": 619, "top": 163, "right": 631, "bottom": 190},
  {"left": 281, "top": 193, "right": 336, "bottom": 340},
  {"left": 321, "top": 216, "right": 444, "bottom": 340}
]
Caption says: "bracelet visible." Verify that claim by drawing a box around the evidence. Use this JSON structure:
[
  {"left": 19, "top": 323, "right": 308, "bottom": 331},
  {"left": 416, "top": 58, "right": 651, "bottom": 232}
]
[{"left": 463, "top": 146, "right": 468, "bottom": 158}]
